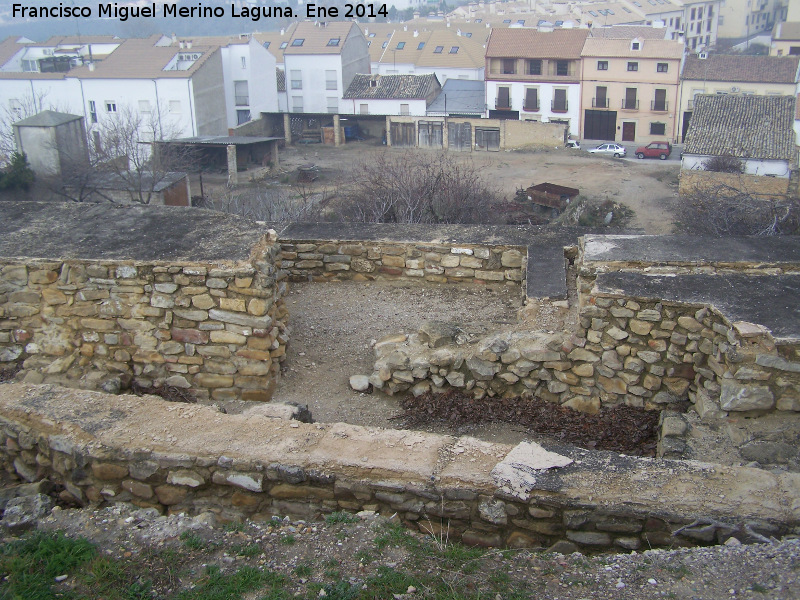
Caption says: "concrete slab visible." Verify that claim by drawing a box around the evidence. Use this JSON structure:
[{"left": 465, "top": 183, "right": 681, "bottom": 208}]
[
  {"left": 583, "top": 235, "right": 800, "bottom": 267},
  {"left": 0, "top": 202, "right": 267, "bottom": 263},
  {"left": 526, "top": 246, "right": 567, "bottom": 299},
  {"left": 594, "top": 272, "right": 800, "bottom": 341}
]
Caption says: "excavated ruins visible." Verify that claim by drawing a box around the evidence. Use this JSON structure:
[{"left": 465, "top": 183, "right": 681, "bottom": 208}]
[{"left": 0, "top": 202, "right": 799, "bottom": 553}]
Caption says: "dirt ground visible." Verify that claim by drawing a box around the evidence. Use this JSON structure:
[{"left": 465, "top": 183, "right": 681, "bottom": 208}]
[{"left": 194, "top": 140, "right": 680, "bottom": 234}]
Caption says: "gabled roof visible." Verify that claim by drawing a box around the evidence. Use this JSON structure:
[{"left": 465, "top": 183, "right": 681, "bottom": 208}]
[
  {"left": 0, "top": 36, "right": 28, "bottom": 68},
  {"left": 253, "top": 24, "right": 298, "bottom": 64},
  {"left": 374, "top": 29, "right": 484, "bottom": 69},
  {"left": 68, "top": 36, "right": 219, "bottom": 79},
  {"left": 682, "top": 54, "right": 800, "bottom": 85},
  {"left": 283, "top": 22, "right": 360, "bottom": 55},
  {"left": 343, "top": 73, "right": 440, "bottom": 100},
  {"left": 486, "top": 28, "right": 589, "bottom": 59},
  {"left": 13, "top": 110, "right": 82, "bottom": 127},
  {"left": 426, "top": 79, "right": 485, "bottom": 115},
  {"left": 683, "top": 94, "right": 797, "bottom": 161},
  {"left": 581, "top": 37, "right": 683, "bottom": 59}
]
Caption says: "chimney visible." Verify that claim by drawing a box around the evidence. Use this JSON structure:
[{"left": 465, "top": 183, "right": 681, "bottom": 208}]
[
  {"left": 88, "top": 62, "right": 95, "bottom": 71},
  {"left": 404, "top": 25, "right": 407, "bottom": 31},
  {"left": 179, "top": 41, "right": 185, "bottom": 49},
  {"left": 413, "top": 30, "right": 418, "bottom": 37},
  {"left": 280, "top": 28, "right": 285, "bottom": 35},
  {"left": 171, "top": 32, "right": 177, "bottom": 44},
  {"left": 186, "top": 40, "right": 192, "bottom": 49}
]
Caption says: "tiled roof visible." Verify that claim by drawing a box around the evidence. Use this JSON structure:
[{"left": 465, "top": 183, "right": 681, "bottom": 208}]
[
  {"left": 343, "top": 73, "right": 440, "bottom": 100},
  {"left": 581, "top": 38, "right": 683, "bottom": 59},
  {"left": 486, "top": 28, "right": 589, "bottom": 59},
  {"left": 283, "top": 22, "right": 359, "bottom": 55},
  {"left": 682, "top": 54, "right": 800, "bottom": 85},
  {"left": 67, "top": 36, "right": 219, "bottom": 79},
  {"left": 41, "top": 35, "right": 121, "bottom": 46},
  {"left": 620, "top": 0, "right": 681, "bottom": 17},
  {"left": 0, "top": 36, "right": 28, "bottom": 68},
  {"left": 683, "top": 94, "right": 797, "bottom": 161},
  {"left": 373, "top": 29, "right": 484, "bottom": 69},
  {"left": 587, "top": 25, "right": 670, "bottom": 40},
  {"left": 253, "top": 24, "right": 298, "bottom": 64},
  {"left": 580, "top": 1, "right": 646, "bottom": 25}
]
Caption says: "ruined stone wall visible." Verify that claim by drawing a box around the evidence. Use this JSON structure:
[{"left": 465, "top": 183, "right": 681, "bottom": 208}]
[
  {"left": 2, "top": 384, "right": 797, "bottom": 552},
  {"left": 678, "top": 170, "right": 791, "bottom": 200},
  {"left": 0, "top": 244, "right": 288, "bottom": 402},
  {"left": 280, "top": 240, "right": 526, "bottom": 285}
]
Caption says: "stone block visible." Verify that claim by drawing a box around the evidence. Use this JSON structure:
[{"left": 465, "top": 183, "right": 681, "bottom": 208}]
[{"left": 719, "top": 381, "right": 774, "bottom": 411}]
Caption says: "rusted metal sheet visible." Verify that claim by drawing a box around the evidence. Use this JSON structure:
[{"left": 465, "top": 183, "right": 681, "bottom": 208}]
[{"left": 525, "top": 183, "right": 580, "bottom": 211}]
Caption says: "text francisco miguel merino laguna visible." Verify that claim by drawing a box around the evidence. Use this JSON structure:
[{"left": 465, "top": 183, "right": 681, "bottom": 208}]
[{"left": 13, "top": 2, "right": 388, "bottom": 22}]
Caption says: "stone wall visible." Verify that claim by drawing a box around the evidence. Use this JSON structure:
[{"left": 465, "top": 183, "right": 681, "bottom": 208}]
[
  {"left": 280, "top": 240, "right": 526, "bottom": 286},
  {"left": 0, "top": 203, "right": 290, "bottom": 403},
  {"left": 1, "top": 384, "right": 797, "bottom": 552},
  {"left": 678, "top": 170, "right": 791, "bottom": 200}
]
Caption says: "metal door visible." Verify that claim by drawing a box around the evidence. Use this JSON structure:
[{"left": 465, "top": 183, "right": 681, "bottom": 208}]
[{"left": 475, "top": 127, "right": 500, "bottom": 151}]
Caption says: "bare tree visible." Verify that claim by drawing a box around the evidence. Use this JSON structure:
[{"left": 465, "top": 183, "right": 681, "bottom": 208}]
[
  {"left": 207, "top": 184, "right": 327, "bottom": 224},
  {"left": 677, "top": 178, "right": 799, "bottom": 236},
  {"left": 337, "top": 151, "right": 501, "bottom": 224},
  {"left": 703, "top": 154, "right": 744, "bottom": 174}
]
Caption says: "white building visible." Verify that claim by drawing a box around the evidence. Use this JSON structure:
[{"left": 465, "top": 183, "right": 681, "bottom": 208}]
[
  {"left": 342, "top": 73, "right": 441, "bottom": 116},
  {"left": 282, "top": 22, "right": 371, "bottom": 114}
]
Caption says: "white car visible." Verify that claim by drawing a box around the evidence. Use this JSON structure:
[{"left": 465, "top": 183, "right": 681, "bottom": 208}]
[
  {"left": 588, "top": 143, "right": 627, "bottom": 158},
  {"left": 566, "top": 139, "right": 581, "bottom": 149}
]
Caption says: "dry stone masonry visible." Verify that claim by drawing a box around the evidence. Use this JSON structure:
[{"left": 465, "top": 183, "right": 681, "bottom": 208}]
[{"left": 0, "top": 203, "right": 288, "bottom": 402}]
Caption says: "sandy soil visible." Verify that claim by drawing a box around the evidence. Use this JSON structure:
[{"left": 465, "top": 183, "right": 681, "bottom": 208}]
[{"left": 194, "top": 141, "right": 680, "bottom": 234}]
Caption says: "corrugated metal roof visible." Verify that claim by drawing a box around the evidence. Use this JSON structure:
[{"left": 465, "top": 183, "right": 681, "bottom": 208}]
[
  {"left": 343, "top": 73, "right": 440, "bottom": 100},
  {"left": 683, "top": 94, "right": 797, "bottom": 161},
  {"left": 427, "top": 79, "right": 485, "bottom": 114},
  {"left": 486, "top": 28, "right": 589, "bottom": 59},
  {"left": 682, "top": 54, "right": 800, "bottom": 85},
  {"left": 13, "top": 110, "right": 82, "bottom": 127}
]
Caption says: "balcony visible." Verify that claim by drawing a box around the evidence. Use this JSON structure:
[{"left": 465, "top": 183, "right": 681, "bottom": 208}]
[
  {"left": 495, "top": 97, "right": 511, "bottom": 110},
  {"left": 592, "top": 97, "right": 609, "bottom": 108},
  {"left": 651, "top": 100, "right": 668, "bottom": 112},
  {"left": 523, "top": 102, "right": 540, "bottom": 112},
  {"left": 551, "top": 100, "right": 568, "bottom": 113},
  {"left": 621, "top": 99, "right": 639, "bottom": 110},
  {"left": 235, "top": 95, "right": 249, "bottom": 106}
]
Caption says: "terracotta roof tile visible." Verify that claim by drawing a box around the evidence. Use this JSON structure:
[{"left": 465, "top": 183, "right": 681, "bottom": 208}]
[
  {"left": 486, "top": 28, "right": 589, "bottom": 60},
  {"left": 683, "top": 94, "right": 797, "bottom": 161},
  {"left": 581, "top": 38, "right": 684, "bottom": 59},
  {"left": 343, "top": 73, "right": 440, "bottom": 100},
  {"left": 682, "top": 54, "right": 800, "bottom": 85},
  {"left": 283, "top": 22, "right": 360, "bottom": 55}
]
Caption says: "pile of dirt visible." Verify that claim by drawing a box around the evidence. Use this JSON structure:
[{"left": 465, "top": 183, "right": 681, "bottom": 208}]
[{"left": 396, "top": 390, "right": 661, "bottom": 456}]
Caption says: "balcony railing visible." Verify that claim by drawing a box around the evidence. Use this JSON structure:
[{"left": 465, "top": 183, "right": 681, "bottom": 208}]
[
  {"left": 651, "top": 100, "right": 668, "bottom": 112},
  {"left": 235, "top": 95, "right": 249, "bottom": 106},
  {"left": 592, "top": 97, "right": 609, "bottom": 108},
  {"left": 495, "top": 97, "right": 511, "bottom": 110},
  {"left": 523, "top": 102, "right": 540, "bottom": 112},
  {"left": 551, "top": 100, "right": 568, "bottom": 113},
  {"left": 621, "top": 99, "right": 639, "bottom": 110}
]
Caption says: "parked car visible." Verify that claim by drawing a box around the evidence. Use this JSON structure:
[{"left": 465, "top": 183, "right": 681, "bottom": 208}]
[
  {"left": 635, "top": 141, "right": 672, "bottom": 160},
  {"left": 588, "top": 143, "right": 626, "bottom": 158},
  {"left": 566, "top": 139, "right": 581, "bottom": 149}
]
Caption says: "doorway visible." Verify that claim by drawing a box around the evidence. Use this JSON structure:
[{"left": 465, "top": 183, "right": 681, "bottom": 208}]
[{"left": 622, "top": 122, "right": 636, "bottom": 142}]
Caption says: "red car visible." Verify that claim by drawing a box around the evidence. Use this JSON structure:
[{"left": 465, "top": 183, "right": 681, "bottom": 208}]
[{"left": 635, "top": 141, "right": 672, "bottom": 160}]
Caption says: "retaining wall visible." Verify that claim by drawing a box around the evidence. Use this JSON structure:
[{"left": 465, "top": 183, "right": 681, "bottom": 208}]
[{"left": 2, "top": 383, "right": 798, "bottom": 552}]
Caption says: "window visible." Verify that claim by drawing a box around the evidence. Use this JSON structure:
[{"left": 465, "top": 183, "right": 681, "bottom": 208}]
[
  {"left": 623, "top": 88, "right": 637, "bottom": 109},
  {"left": 138, "top": 100, "right": 151, "bottom": 112},
  {"left": 396, "top": 41, "right": 405, "bottom": 49},
  {"left": 556, "top": 60, "right": 569, "bottom": 76},
  {"left": 241, "top": 56, "right": 246, "bottom": 68},
  {"left": 594, "top": 86, "right": 608, "bottom": 108},
  {"left": 291, "top": 39, "right": 304, "bottom": 46},
  {"left": 653, "top": 88, "right": 667, "bottom": 111},
  {"left": 627, "top": 62, "right": 638, "bottom": 71},
  {"left": 22, "top": 59, "right": 37, "bottom": 72},
  {"left": 89, "top": 100, "right": 97, "bottom": 124},
  {"left": 465, "top": 32, "right": 472, "bottom": 38},
  {"left": 524, "top": 87, "right": 539, "bottom": 111},
  {"left": 263, "top": 41, "right": 271, "bottom": 49},
  {"left": 650, "top": 122, "right": 666, "bottom": 136},
  {"left": 237, "top": 109, "right": 251, "bottom": 125},
  {"left": 657, "top": 62, "right": 668, "bottom": 73},
  {"left": 360, "top": 103, "right": 368, "bottom": 114},
  {"left": 327, "top": 38, "right": 340, "bottom": 46},
  {"left": 690, "top": 7, "right": 695, "bottom": 19},
  {"left": 280, "top": 42, "right": 288, "bottom": 49},
  {"left": 327, "top": 97, "right": 338, "bottom": 114},
  {"left": 449, "top": 46, "right": 459, "bottom": 54},
  {"left": 597, "top": 60, "right": 608, "bottom": 71},
  {"left": 417, "top": 42, "right": 425, "bottom": 50},
  {"left": 503, "top": 19, "right": 511, "bottom": 23},
  {"left": 528, "top": 59, "right": 542, "bottom": 75},
  {"left": 496, "top": 86, "right": 510, "bottom": 109},
  {"left": 292, "top": 96, "right": 303, "bottom": 112},
  {"left": 552, "top": 88, "right": 567, "bottom": 112},
  {"left": 675, "top": 17, "right": 680, "bottom": 29},
  {"left": 291, "top": 70, "right": 302, "bottom": 90},
  {"left": 234, "top": 80, "right": 249, "bottom": 106},
  {"left": 502, "top": 58, "right": 515, "bottom": 74},
  {"left": 169, "top": 100, "right": 181, "bottom": 113},
  {"left": 368, "top": 33, "right": 375, "bottom": 37},
  {"left": 325, "top": 70, "right": 337, "bottom": 90},
  {"left": 631, "top": 41, "right": 640, "bottom": 50},
  {"left": 400, "top": 103, "right": 410, "bottom": 115},
  {"left": 105, "top": 101, "right": 117, "bottom": 112},
  {"left": 434, "top": 46, "right": 444, "bottom": 53},
  {"left": 382, "top": 41, "right": 388, "bottom": 48},
  {"left": 517, "top": 19, "right": 525, "bottom": 25}
]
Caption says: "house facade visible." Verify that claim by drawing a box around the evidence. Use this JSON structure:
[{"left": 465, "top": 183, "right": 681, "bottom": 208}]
[
  {"left": 677, "top": 54, "right": 800, "bottom": 142},
  {"left": 580, "top": 36, "right": 683, "bottom": 143},
  {"left": 485, "top": 28, "right": 589, "bottom": 136},
  {"left": 718, "top": 0, "right": 785, "bottom": 40},
  {"left": 342, "top": 73, "right": 441, "bottom": 116},
  {"left": 771, "top": 21, "right": 800, "bottom": 56},
  {"left": 283, "top": 22, "right": 370, "bottom": 114}
]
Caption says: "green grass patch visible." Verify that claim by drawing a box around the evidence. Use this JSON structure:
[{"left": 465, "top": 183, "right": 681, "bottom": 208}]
[
  {"left": 325, "top": 511, "right": 359, "bottom": 525},
  {"left": 180, "top": 531, "right": 205, "bottom": 551},
  {"left": 175, "top": 565, "right": 285, "bottom": 600},
  {"left": 230, "top": 543, "right": 262, "bottom": 558}
]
